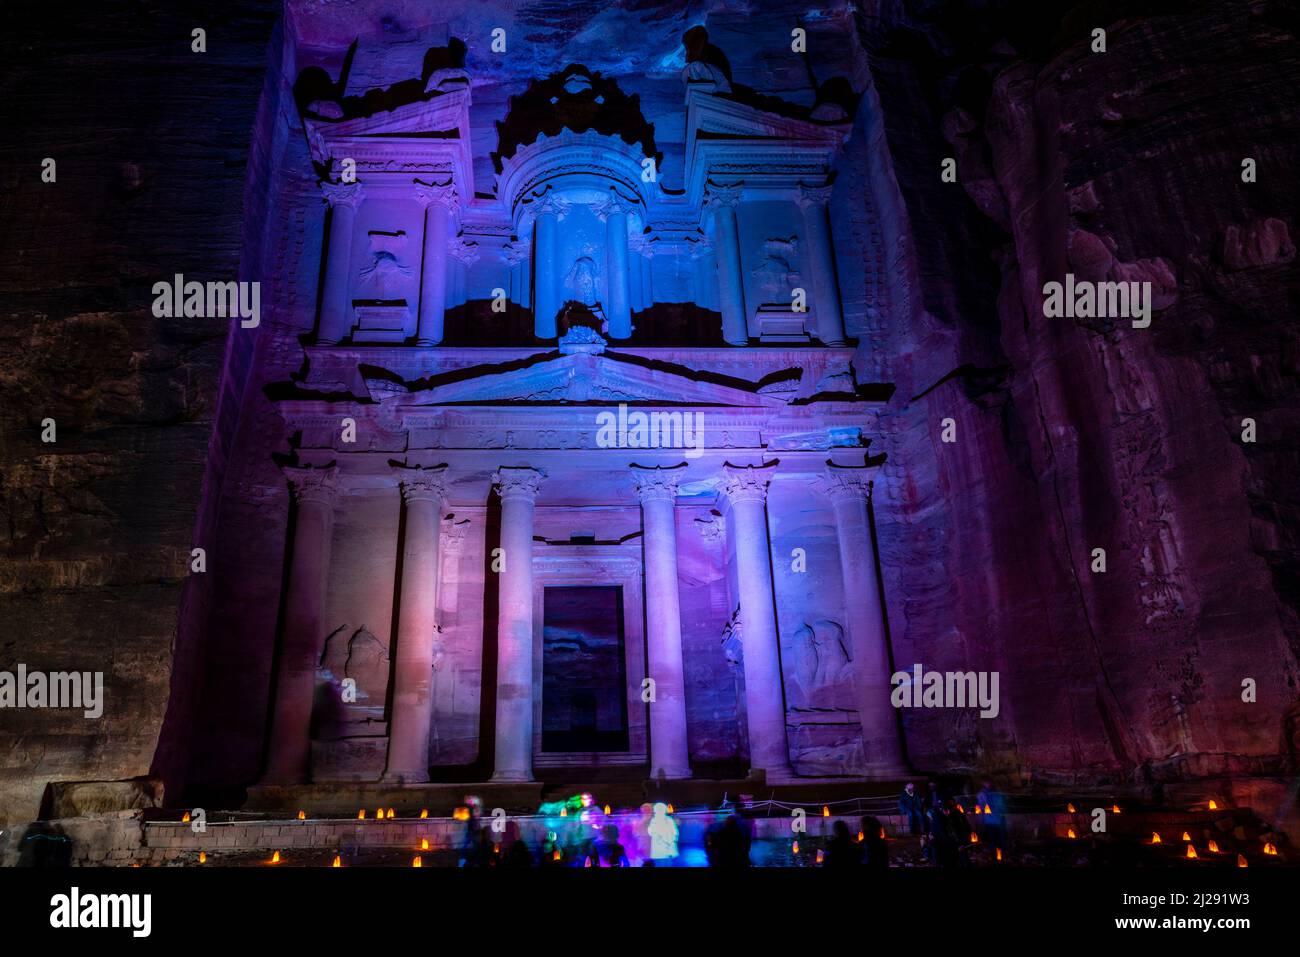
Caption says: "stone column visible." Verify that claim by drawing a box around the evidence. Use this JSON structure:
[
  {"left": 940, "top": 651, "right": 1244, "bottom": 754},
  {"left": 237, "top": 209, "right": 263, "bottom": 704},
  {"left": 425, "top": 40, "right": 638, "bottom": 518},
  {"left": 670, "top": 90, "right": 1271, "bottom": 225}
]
[
  {"left": 413, "top": 181, "right": 457, "bottom": 346},
  {"left": 531, "top": 193, "right": 566, "bottom": 339},
  {"left": 491, "top": 466, "right": 545, "bottom": 781},
  {"left": 632, "top": 466, "right": 692, "bottom": 780},
  {"left": 317, "top": 182, "right": 364, "bottom": 344},
  {"left": 706, "top": 184, "right": 748, "bottom": 345},
  {"left": 824, "top": 464, "right": 908, "bottom": 775},
  {"left": 721, "top": 464, "right": 793, "bottom": 780},
  {"left": 383, "top": 466, "right": 449, "bottom": 783},
  {"left": 797, "top": 185, "right": 848, "bottom": 347},
  {"left": 628, "top": 244, "right": 645, "bottom": 312},
  {"left": 599, "top": 191, "right": 634, "bottom": 339},
  {"left": 641, "top": 247, "right": 654, "bottom": 309},
  {"left": 264, "top": 466, "right": 339, "bottom": 784}
]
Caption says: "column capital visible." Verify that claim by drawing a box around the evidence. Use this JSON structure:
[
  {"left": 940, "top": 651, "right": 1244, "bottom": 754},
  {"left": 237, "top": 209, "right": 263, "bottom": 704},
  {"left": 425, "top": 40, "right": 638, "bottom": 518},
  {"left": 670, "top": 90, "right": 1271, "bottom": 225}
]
[
  {"left": 631, "top": 464, "right": 685, "bottom": 503},
  {"left": 492, "top": 466, "right": 545, "bottom": 502},
  {"left": 594, "top": 189, "right": 637, "bottom": 222},
  {"left": 721, "top": 462, "right": 776, "bottom": 505},
  {"left": 532, "top": 190, "right": 571, "bottom": 220},
  {"left": 704, "top": 182, "right": 744, "bottom": 211},
  {"left": 796, "top": 183, "right": 834, "bottom": 209},
  {"left": 413, "top": 178, "right": 458, "bottom": 213},
  {"left": 394, "top": 464, "right": 448, "bottom": 505},
  {"left": 320, "top": 180, "right": 364, "bottom": 209},
  {"left": 822, "top": 462, "right": 879, "bottom": 503},
  {"left": 284, "top": 464, "right": 340, "bottom": 506},
  {"left": 450, "top": 236, "right": 480, "bottom": 266}
]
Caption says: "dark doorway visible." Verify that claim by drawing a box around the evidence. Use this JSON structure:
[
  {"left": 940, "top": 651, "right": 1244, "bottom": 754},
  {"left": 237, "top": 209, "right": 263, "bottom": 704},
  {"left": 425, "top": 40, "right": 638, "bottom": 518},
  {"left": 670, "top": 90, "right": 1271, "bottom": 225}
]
[{"left": 541, "top": 585, "right": 629, "bottom": 753}]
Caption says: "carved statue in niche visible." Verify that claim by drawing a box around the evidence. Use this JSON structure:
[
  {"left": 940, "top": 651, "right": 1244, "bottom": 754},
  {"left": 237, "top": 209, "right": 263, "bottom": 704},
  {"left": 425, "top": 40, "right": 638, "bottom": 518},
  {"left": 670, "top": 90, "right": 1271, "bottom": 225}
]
[
  {"left": 565, "top": 255, "right": 599, "bottom": 307},
  {"left": 681, "top": 25, "right": 732, "bottom": 94},
  {"left": 316, "top": 625, "right": 391, "bottom": 740},
  {"left": 752, "top": 236, "right": 802, "bottom": 305},
  {"left": 789, "top": 619, "right": 853, "bottom": 711},
  {"left": 358, "top": 232, "right": 412, "bottom": 301}
]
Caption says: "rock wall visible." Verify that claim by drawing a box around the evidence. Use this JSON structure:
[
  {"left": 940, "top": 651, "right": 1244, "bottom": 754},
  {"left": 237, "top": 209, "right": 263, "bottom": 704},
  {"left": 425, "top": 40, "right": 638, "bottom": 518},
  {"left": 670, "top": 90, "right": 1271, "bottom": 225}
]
[
  {"left": 0, "top": 1, "right": 279, "bottom": 825},
  {"left": 855, "top": 0, "right": 1300, "bottom": 791}
]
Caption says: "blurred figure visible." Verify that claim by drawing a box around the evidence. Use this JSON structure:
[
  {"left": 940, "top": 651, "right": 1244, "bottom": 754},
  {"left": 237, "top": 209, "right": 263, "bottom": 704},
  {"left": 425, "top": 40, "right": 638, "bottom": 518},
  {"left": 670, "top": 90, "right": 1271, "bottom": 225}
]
[
  {"left": 976, "top": 778, "right": 1007, "bottom": 850},
  {"left": 646, "top": 802, "right": 679, "bottom": 866},
  {"left": 898, "top": 781, "right": 925, "bottom": 836},
  {"left": 822, "top": 820, "right": 862, "bottom": 868},
  {"left": 595, "top": 824, "right": 629, "bottom": 867},
  {"left": 705, "top": 813, "right": 752, "bottom": 868},
  {"left": 860, "top": 815, "right": 890, "bottom": 868},
  {"left": 503, "top": 837, "right": 535, "bottom": 868},
  {"left": 925, "top": 802, "right": 960, "bottom": 867}
]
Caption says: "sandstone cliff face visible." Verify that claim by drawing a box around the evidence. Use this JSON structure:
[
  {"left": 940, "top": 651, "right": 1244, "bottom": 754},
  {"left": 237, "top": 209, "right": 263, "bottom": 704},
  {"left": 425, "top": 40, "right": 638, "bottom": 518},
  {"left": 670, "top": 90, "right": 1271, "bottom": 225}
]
[
  {"left": 856, "top": 0, "right": 1300, "bottom": 796},
  {"left": 0, "top": 2, "right": 279, "bottom": 824}
]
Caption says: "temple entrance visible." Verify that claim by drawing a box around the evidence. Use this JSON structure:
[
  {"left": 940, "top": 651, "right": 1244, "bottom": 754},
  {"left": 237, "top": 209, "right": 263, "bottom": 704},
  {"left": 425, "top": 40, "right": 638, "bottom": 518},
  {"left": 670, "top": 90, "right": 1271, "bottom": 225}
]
[
  {"left": 540, "top": 585, "right": 630, "bottom": 753},
  {"left": 531, "top": 543, "right": 647, "bottom": 768}
]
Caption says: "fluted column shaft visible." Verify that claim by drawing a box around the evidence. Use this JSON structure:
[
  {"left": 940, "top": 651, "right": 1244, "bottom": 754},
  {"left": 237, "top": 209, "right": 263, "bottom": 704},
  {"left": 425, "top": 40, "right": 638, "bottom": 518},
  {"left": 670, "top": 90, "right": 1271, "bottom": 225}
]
[
  {"left": 492, "top": 467, "right": 544, "bottom": 781},
  {"left": 318, "top": 183, "right": 364, "bottom": 344},
  {"left": 415, "top": 183, "right": 456, "bottom": 346},
  {"left": 383, "top": 467, "right": 448, "bottom": 783},
  {"left": 707, "top": 186, "right": 748, "bottom": 345},
  {"left": 532, "top": 195, "right": 564, "bottom": 339},
  {"left": 634, "top": 467, "right": 692, "bottom": 779},
  {"left": 722, "top": 465, "right": 792, "bottom": 779},
  {"left": 798, "top": 185, "right": 848, "bottom": 346},
  {"left": 602, "top": 194, "right": 634, "bottom": 339},
  {"left": 825, "top": 465, "right": 908, "bottom": 775},
  {"left": 264, "top": 467, "right": 339, "bottom": 783}
]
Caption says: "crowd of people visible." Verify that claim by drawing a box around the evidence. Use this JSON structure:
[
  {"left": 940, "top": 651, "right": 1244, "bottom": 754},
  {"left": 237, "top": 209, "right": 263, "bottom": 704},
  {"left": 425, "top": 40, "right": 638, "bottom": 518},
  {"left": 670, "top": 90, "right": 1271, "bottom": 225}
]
[
  {"left": 452, "top": 779, "right": 1007, "bottom": 868},
  {"left": 899, "top": 778, "right": 1006, "bottom": 866}
]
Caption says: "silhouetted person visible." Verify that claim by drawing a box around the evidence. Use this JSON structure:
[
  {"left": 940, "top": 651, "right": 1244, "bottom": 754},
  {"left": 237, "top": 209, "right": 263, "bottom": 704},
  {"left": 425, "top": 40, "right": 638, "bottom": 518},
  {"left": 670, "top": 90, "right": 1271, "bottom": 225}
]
[
  {"left": 926, "top": 804, "right": 960, "bottom": 867},
  {"left": 504, "top": 837, "right": 535, "bottom": 868},
  {"left": 706, "top": 813, "right": 752, "bottom": 868},
  {"left": 823, "top": 820, "right": 862, "bottom": 868},
  {"left": 976, "top": 778, "right": 1007, "bottom": 850},
  {"left": 899, "top": 781, "right": 926, "bottom": 836},
  {"left": 595, "top": 824, "right": 629, "bottom": 867},
  {"left": 861, "top": 816, "right": 890, "bottom": 868}
]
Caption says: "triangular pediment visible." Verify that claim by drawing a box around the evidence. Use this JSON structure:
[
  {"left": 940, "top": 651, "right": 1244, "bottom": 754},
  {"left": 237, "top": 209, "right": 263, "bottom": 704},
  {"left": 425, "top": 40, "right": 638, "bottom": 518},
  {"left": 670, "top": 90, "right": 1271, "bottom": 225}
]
[
  {"left": 368, "top": 352, "right": 787, "bottom": 408},
  {"left": 686, "top": 90, "right": 847, "bottom": 145}
]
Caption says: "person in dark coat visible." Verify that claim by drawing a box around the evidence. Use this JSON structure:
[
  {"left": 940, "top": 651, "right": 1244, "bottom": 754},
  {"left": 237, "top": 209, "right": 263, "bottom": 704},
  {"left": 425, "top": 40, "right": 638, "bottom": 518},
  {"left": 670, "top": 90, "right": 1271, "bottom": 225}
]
[
  {"left": 823, "top": 820, "right": 862, "bottom": 868},
  {"left": 898, "top": 782, "right": 926, "bottom": 836},
  {"left": 860, "top": 816, "right": 890, "bottom": 868}
]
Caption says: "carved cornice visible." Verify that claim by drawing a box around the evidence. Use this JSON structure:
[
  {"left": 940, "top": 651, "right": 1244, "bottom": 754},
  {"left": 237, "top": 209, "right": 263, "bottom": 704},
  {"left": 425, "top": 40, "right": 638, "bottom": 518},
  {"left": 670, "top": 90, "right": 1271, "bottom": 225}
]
[
  {"left": 285, "top": 465, "right": 340, "bottom": 505},
  {"left": 721, "top": 463, "right": 776, "bottom": 505},
  {"left": 492, "top": 466, "right": 545, "bottom": 502},
  {"left": 320, "top": 181, "right": 365, "bottom": 209},
  {"left": 630, "top": 464, "right": 686, "bottom": 503},
  {"left": 394, "top": 464, "right": 448, "bottom": 505}
]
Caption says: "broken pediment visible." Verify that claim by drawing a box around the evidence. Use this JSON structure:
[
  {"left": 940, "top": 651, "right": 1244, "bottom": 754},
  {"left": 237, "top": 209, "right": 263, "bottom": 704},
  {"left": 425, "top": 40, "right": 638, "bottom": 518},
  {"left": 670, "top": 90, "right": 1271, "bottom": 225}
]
[{"left": 363, "top": 352, "right": 792, "bottom": 409}]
